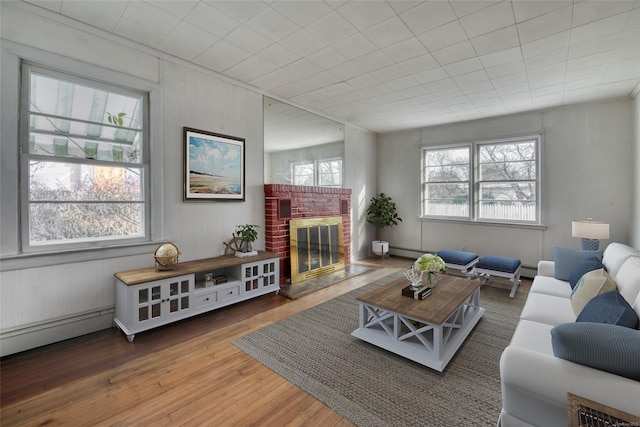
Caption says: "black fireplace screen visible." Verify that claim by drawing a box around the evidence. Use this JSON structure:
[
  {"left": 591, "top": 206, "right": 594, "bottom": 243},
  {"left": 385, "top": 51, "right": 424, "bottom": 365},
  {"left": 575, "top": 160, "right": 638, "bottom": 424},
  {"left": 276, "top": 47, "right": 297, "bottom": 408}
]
[{"left": 290, "top": 217, "right": 344, "bottom": 283}]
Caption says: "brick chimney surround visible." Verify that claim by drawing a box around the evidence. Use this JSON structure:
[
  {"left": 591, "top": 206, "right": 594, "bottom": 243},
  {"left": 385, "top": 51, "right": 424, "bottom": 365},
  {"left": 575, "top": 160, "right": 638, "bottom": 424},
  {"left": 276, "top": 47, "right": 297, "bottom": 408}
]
[{"left": 264, "top": 184, "right": 351, "bottom": 285}]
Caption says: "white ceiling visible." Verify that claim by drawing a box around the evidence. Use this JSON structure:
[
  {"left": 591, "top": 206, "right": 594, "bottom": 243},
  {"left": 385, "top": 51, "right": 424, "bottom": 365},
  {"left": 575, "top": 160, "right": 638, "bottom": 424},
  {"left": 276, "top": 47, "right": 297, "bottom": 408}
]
[{"left": 24, "top": 0, "right": 640, "bottom": 136}]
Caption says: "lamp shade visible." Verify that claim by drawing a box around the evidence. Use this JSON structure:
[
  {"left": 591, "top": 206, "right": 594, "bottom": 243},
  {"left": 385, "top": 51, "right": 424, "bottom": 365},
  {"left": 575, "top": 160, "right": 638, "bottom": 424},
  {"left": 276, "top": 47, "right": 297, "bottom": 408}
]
[{"left": 572, "top": 220, "right": 610, "bottom": 240}]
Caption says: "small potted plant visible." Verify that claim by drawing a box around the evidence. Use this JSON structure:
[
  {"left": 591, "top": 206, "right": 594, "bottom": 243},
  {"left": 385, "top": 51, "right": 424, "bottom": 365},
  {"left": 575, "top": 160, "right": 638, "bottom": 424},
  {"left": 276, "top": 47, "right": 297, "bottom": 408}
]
[
  {"left": 366, "top": 193, "right": 402, "bottom": 256},
  {"left": 235, "top": 224, "right": 259, "bottom": 254}
]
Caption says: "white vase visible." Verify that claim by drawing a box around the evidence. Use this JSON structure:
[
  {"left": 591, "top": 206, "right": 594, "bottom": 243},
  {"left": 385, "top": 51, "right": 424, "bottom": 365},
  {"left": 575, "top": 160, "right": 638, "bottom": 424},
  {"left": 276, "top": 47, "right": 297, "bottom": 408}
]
[{"left": 371, "top": 241, "right": 388, "bottom": 256}]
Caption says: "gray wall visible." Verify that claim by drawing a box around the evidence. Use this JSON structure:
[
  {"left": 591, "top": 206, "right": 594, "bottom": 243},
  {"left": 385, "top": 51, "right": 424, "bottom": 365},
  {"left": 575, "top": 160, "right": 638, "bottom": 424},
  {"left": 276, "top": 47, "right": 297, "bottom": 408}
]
[
  {"left": 0, "top": 4, "right": 264, "bottom": 356},
  {"left": 378, "top": 98, "right": 635, "bottom": 268},
  {"left": 633, "top": 93, "right": 640, "bottom": 248}
]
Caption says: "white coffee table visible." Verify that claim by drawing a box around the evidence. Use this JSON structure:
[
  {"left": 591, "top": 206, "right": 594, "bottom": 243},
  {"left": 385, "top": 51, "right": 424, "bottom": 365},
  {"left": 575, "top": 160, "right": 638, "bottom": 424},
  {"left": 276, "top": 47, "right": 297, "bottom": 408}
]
[{"left": 351, "top": 274, "right": 484, "bottom": 371}]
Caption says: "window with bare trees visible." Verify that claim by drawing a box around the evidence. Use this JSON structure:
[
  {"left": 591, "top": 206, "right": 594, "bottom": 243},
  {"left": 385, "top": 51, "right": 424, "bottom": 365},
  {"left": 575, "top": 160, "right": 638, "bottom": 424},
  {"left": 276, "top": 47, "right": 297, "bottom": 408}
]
[{"left": 421, "top": 136, "right": 540, "bottom": 224}]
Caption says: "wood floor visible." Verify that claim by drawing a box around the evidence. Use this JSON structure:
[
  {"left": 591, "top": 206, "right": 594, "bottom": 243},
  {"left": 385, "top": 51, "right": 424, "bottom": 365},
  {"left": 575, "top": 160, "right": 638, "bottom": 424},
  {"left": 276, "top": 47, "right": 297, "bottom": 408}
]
[{"left": 0, "top": 256, "right": 531, "bottom": 426}]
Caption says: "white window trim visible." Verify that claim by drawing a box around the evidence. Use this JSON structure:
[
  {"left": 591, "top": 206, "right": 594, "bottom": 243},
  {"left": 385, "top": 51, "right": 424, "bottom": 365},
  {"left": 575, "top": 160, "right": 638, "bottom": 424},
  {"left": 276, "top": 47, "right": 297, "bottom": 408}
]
[
  {"left": 0, "top": 42, "right": 163, "bottom": 271},
  {"left": 420, "top": 134, "right": 542, "bottom": 226}
]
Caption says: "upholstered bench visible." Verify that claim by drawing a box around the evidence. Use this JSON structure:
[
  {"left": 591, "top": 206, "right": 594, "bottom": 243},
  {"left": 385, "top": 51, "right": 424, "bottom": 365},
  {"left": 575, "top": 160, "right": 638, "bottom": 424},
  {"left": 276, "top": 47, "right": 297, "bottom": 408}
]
[
  {"left": 475, "top": 255, "right": 521, "bottom": 298},
  {"left": 437, "top": 250, "right": 479, "bottom": 278}
]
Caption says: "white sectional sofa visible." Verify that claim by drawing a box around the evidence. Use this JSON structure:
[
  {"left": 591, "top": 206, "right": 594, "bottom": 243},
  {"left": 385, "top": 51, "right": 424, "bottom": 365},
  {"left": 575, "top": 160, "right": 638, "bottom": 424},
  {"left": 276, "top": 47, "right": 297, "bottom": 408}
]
[{"left": 499, "top": 243, "right": 640, "bottom": 426}]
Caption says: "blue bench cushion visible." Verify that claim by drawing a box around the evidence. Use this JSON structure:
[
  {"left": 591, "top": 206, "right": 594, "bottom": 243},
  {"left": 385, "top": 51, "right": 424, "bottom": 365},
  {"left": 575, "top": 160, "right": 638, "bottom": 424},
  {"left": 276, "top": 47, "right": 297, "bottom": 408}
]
[
  {"left": 477, "top": 255, "right": 521, "bottom": 273},
  {"left": 437, "top": 250, "right": 479, "bottom": 266}
]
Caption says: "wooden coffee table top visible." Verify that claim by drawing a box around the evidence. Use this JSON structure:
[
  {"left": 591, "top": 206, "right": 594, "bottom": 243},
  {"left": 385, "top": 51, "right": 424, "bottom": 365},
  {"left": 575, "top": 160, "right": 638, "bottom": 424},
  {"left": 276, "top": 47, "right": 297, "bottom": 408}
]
[{"left": 356, "top": 274, "right": 481, "bottom": 325}]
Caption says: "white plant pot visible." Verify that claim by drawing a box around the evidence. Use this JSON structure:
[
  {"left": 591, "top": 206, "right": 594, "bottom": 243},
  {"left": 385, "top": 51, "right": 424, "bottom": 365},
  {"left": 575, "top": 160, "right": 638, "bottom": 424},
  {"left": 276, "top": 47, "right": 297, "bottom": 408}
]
[{"left": 372, "top": 240, "right": 389, "bottom": 256}]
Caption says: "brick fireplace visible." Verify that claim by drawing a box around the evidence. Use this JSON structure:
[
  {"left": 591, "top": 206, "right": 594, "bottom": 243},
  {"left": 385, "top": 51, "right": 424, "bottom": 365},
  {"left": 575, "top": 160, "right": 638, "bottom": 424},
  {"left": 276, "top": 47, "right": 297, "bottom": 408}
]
[{"left": 264, "top": 184, "right": 351, "bottom": 285}]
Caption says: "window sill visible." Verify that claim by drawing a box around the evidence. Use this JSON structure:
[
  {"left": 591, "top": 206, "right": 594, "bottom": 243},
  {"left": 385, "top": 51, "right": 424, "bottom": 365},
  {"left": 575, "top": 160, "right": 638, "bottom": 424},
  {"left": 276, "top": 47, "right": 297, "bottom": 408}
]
[
  {"left": 419, "top": 217, "right": 547, "bottom": 230},
  {"left": 0, "top": 242, "right": 163, "bottom": 272}
]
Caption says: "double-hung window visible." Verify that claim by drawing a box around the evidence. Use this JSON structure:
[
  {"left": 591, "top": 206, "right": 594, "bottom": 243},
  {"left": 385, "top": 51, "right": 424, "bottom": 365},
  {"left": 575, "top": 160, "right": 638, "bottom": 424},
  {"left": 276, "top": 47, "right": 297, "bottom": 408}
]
[
  {"left": 21, "top": 62, "right": 149, "bottom": 251},
  {"left": 421, "top": 136, "right": 540, "bottom": 224},
  {"left": 292, "top": 158, "right": 343, "bottom": 187}
]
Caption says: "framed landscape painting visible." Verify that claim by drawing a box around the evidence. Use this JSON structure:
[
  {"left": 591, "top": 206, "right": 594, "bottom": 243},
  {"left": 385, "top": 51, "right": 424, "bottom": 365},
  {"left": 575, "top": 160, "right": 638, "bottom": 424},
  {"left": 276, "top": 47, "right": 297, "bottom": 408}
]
[{"left": 184, "top": 127, "right": 245, "bottom": 201}]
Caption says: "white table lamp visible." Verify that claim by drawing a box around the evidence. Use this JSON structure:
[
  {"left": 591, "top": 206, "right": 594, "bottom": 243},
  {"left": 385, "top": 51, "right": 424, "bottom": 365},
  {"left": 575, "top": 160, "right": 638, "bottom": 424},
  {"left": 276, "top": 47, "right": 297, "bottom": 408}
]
[{"left": 572, "top": 219, "right": 609, "bottom": 250}]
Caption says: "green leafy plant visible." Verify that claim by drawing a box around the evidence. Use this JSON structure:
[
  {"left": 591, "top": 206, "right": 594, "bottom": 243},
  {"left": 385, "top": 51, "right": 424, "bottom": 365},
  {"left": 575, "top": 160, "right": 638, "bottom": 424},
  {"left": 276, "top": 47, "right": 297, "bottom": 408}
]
[
  {"left": 235, "top": 224, "right": 259, "bottom": 243},
  {"left": 107, "top": 112, "right": 127, "bottom": 127},
  {"left": 366, "top": 193, "right": 402, "bottom": 242}
]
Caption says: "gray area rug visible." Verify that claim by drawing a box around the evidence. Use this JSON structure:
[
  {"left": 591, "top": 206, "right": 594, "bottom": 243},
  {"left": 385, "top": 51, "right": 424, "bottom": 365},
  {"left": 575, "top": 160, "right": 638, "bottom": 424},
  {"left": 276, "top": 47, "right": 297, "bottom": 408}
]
[{"left": 232, "top": 272, "right": 527, "bottom": 426}]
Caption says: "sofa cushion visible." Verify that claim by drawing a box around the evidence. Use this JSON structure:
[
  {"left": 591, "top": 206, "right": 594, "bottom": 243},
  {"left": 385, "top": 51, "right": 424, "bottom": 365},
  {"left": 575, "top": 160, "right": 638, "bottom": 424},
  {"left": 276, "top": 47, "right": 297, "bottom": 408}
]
[
  {"left": 602, "top": 242, "right": 640, "bottom": 280},
  {"left": 576, "top": 291, "right": 639, "bottom": 328},
  {"left": 529, "top": 275, "right": 572, "bottom": 298},
  {"left": 614, "top": 257, "right": 640, "bottom": 310},
  {"left": 553, "top": 247, "right": 603, "bottom": 281},
  {"left": 520, "top": 293, "right": 576, "bottom": 325},
  {"left": 509, "top": 319, "right": 554, "bottom": 355},
  {"left": 570, "top": 269, "right": 617, "bottom": 316},
  {"left": 551, "top": 322, "right": 640, "bottom": 381},
  {"left": 568, "top": 256, "right": 605, "bottom": 289}
]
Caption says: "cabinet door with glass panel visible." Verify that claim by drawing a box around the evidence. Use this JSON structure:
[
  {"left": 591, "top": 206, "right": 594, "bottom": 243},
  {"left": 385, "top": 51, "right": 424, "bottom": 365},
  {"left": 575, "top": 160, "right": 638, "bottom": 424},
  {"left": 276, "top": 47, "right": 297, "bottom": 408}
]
[
  {"left": 242, "top": 259, "right": 279, "bottom": 296},
  {"left": 119, "top": 274, "right": 193, "bottom": 341}
]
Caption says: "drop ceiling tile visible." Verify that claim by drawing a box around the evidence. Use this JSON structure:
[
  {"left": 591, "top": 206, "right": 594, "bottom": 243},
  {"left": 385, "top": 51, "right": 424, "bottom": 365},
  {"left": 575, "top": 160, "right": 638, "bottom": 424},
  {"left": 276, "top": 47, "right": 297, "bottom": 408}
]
[
  {"left": 279, "top": 28, "right": 326, "bottom": 56},
  {"left": 413, "top": 67, "right": 449, "bottom": 84},
  {"left": 459, "top": 80, "right": 494, "bottom": 94},
  {"left": 398, "top": 53, "right": 440, "bottom": 74},
  {"left": 511, "top": 1, "right": 572, "bottom": 23},
  {"left": 400, "top": 1, "right": 457, "bottom": 36},
  {"left": 382, "top": 38, "right": 427, "bottom": 62},
  {"left": 157, "top": 21, "right": 219, "bottom": 61},
  {"left": 603, "top": 57, "right": 640, "bottom": 82},
  {"left": 306, "top": 10, "right": 357, "bottom": 44},
  {"left": 516, "top": 5, "right": 573, "bottom": 45},
  {"left": 529, "top": 74, "right": 565, "bottom": 90},
  {"left": 224, "top": 25, "right": 273, "bottom": 54},
  {"left": 117, "top": 1, "right": 181, "bottom": 38},
  {"left": 569, "top": 34, "right": 620, "bottom": 60},
  {"left": 386, "top": 75, "right": 421, "bottom": 90},
  {"left": 224, "top": 54, "right": 280, "bottom": 82},
  {"left": 523, "top": 47, "right": 569, "bottom": 70},
  {"left": 145, "top": 1, "right": 198, "bottom": 20},
  {"left": 388, "top": 1, "right": 424, "bottom": 15},
  {"left": 479, "top": 47, "right": 523, "bottom": 68},
  {"left": 450, "top": 1, "right": 500, "bottom": 18},
  {"left": 532, "top": 93, "right": 564, "bottom": 109},
  {"left": 565, "top": 65, "right": 607, "bottom": 85},
  {"left": 336, "top": 0, "right": 396, "bottom": 30},
  {"left": 245, "top": 6, "right": 298, "bottom": 41},
  {"left": 257, "top": 43, "right": 300, "bottom": 67},
  {"left": 348, "top": 71, "right": 387, "bottom": 89},
  {"left": 625, "top": 7, "right": 640, "bottom": 29},
  {"left": 467, "top": 89, "right": 500, "bottom": 102},
  {"left": 367, "top": 64, "right": 410, "bottom": 82},
  {"left": 470, "top": 25, "right": 520, "bottom": 56},
  {"left": 25, "top": 1, "right": 62, "bottom": 13},
  {"left": 531, "top": 83, "right": 564, "bottom": 97},
  {"left": 570, "top": 13, "right": 629, "bottom": 44},
  {"left": 332, "top": 33, "right": 378, "bottom": 60},
  {"left": 572, "top": 1, "right": 633, "bottom": 27},
  {"left": 432, "top": 40, "right": 477, "bottom": 65},
  {"left": 250, "top": 59, "right": 322, "bottom": 90},
  {"left": 327, "top": 60, "right": 366, "bottom": 82},
  {"left": 417, "top": 20, "right": 468, "bottom": 52},
  {"left": 270, "top": 1, "right": 332, "bottom": 27},
  {"left": 60, "top": 1, "right": 127, "bottom": 32},
  {"left": 566, "top": 51, "right": 613, "bottom": 73},
  {"left": 598, "top": 80, "right": 638, "bottom": 96},
  {"left": 492, "top": 72, "right": 528, "bottom": 88},
  {"left": 206, "top": 1, "right": 267, "bottom": 23},
  {"left": 363, "top": 16, "right": 414, "bottom": 49},
  {"left": 526, "top": 62, "right": 566, "bottom": 81},
  {"left": 194, "top": 39, "right": 252, "bottom": 73},
  {"left": 443, "top": 57, "right": 484, "bottom": 76},
  {"left": 280, "top": 78, "right": 348, "bottom": 102},
  {"left": 425, "top": 77, "right": 458, "bottom": 93},
  {"left": 485, "top": 60, "right": 526, "bottom": 79},
  {"left": 352, "top": 50, "right": 394, "bottom": 73},
  {"left": 306, "top": 46, "right": 349, "bottom": 70},
  {"left": 496, "top": 82, "right": 530, "bottom": 96},
  {"left": 460, "top": 1, "right": 515, "bottom": 38},
  {"left": 521, "top": 31, "right": 571, "bottom": 58},
  {"left": 184, "top": 2, "right": 240, "bottom": 39}
]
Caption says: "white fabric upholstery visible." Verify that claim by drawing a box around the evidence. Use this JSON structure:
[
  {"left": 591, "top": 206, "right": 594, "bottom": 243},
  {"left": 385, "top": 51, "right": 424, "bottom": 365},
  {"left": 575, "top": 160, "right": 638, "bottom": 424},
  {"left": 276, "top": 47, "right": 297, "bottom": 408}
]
[
  {"left": 528, "top": 274, "right": 572, "bottom": 298},
  {"left": 499, "top": 243, "right": 640, "bottom": 427}
]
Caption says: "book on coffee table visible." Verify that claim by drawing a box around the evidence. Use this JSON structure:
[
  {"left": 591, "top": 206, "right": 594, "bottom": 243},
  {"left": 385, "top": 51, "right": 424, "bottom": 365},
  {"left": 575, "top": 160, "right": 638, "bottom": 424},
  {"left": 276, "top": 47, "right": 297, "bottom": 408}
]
[{"left": 402, "top": 285, "right": 432, "bottom": 300}]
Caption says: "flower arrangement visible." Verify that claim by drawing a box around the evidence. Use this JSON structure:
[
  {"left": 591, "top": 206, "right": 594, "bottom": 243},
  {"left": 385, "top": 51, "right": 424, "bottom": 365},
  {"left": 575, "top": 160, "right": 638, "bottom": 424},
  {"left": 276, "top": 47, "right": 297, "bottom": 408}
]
[{"left": 414, "top": 253, "right": 446, "bottom": 273}]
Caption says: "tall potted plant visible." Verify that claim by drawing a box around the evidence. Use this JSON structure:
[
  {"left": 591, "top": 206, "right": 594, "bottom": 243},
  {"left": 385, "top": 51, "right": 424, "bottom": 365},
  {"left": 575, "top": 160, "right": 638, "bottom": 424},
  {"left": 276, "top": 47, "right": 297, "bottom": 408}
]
[{"left": 366, "top": 193, "right": 402, "bottom": 256}]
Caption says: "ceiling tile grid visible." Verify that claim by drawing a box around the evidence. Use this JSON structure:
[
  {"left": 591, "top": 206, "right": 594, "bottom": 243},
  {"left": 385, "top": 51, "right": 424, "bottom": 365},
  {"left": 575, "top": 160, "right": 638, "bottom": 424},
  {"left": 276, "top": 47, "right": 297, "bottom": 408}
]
[{"left": 21, "top": 0, "right": 640, "bottom": 133}]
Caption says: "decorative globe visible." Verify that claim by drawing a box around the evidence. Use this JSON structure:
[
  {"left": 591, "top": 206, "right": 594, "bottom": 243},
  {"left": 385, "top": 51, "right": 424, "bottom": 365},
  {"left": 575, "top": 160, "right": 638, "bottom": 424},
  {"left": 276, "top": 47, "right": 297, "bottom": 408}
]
[{"left": 153, "top": 242, "right": 180, "bottom": 270}]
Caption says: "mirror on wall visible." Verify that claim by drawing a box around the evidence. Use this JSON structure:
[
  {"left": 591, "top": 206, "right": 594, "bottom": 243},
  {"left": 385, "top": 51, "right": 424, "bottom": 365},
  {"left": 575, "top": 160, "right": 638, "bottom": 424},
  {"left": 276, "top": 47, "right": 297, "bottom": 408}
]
[{"left": 264, "top": 96, "right": 344, "bottom": 186}]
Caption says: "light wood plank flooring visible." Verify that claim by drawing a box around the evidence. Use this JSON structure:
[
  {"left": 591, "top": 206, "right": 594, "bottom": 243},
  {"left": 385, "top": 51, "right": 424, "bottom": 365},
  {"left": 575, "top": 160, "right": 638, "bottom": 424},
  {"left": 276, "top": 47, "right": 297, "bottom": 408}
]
[{"left": 1, "top": 256, "right": 530, "bottom": 426}]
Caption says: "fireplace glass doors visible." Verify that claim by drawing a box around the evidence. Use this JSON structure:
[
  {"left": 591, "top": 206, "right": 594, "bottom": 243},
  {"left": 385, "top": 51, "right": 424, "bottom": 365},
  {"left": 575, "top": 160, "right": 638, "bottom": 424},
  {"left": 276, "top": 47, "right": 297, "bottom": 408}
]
[{"left": 289, "top": 216, "right": 344, "bottom": 284}]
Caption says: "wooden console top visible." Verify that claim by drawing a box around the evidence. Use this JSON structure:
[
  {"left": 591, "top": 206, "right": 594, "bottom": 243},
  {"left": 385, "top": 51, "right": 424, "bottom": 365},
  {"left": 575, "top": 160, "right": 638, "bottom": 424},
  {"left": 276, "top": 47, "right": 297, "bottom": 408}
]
[{"left": 115, "top": 251, "right": 279, "bottom": 286}]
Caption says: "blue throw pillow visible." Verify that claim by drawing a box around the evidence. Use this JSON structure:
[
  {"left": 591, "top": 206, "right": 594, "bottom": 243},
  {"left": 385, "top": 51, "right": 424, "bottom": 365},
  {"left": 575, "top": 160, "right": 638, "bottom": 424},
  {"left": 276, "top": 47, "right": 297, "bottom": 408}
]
[
  {"left": 576, "top": 291, "right": 639, "bottom": 329},
  {"left": 554, "top": 247, "right": 604, "bottom": 281},
  {"left": 551, "top": 322, "right": 640, "bottom": 381},
  {"left": 569, "top": 256, "right": 605, "bottom": 289}
]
